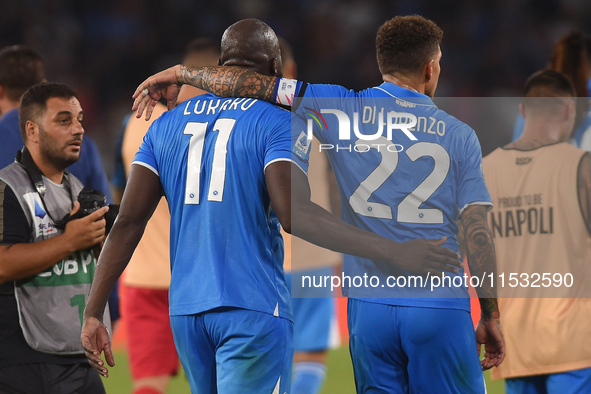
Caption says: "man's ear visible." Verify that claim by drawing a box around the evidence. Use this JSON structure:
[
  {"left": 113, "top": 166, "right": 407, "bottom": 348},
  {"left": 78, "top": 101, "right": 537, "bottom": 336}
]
[
  {"left": 423, "top": 59, "right": 434, "bottom": 84},
  {"left": 519, "top": 102, "right": 526, "bottom": 119},
  {"left": 565, "top": 99, "right": 576, "bottom": 122},
  {"left": 25, "top": 120, "right": 40, "bottom": 143},
  {"left": 271, "top": 57, "right": 282, "bottom": 78}
]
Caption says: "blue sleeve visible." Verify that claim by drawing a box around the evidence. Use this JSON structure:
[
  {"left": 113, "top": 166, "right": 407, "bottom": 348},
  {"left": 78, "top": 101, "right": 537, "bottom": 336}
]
[
  {"left": 68, "top": 136, "right": 114, "bottom": 203},
  {"left": 294, "top": 83, "right": 356, "bottom": 145},
  {"left": 302, "top": 83, "right": 354, "bottom": 99},
  {"left": 572, "top": 114, "right": 591, "bottom": 147},
  {"left": 263, "top": 110, "right": 292, "bottom": 171},
  {"left": 456, "top": 129, "right": 492, "bottom": 214},
  {"left": 512, "top": 113, "right": 524, "bottom": 141},
  {"left": 273, "top": 78, "right": 354, "bottom": 109},
  {"left": 133, "top": 120, "right": 159, "bottom": 176},
  {"left": 111, "top": 114, "right": 131, "bottom": 188}
]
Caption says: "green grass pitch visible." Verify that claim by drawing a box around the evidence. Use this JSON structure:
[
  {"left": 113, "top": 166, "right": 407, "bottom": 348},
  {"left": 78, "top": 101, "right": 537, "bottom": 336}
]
[{"left": 102, "top": 347, "right": 505, "bottom": 393}]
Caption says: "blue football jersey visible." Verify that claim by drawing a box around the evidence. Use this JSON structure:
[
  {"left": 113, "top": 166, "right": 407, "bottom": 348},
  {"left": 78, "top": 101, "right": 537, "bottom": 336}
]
[
  {"left": 289, "top": 82, "right": 492, "bottom": 310},
  {"left": 134, "top": 94, "right": 293, "bottom": 320}
]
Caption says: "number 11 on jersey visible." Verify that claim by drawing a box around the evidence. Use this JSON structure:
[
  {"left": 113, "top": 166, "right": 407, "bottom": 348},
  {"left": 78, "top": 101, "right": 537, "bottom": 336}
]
[{"left": 183, "top": 119, "right": 236, "bottom": 204}]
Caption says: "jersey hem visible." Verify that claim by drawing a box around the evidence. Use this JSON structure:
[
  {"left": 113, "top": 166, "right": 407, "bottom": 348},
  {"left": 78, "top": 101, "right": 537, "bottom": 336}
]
[
  {"left": 131, "top": 161, "right": 159, "bottom": 176},
  {"left": 264, "top": 158, "right": 292, "bottom": 172},
  {"left": 458, "top": 201, "right": 493, "bottom": 217},
  {"left": 349, "top": 297, "right": 471, "bottom": 312},
  {"left": 170, "top": 302, "right": 294, "bottom": 323}
]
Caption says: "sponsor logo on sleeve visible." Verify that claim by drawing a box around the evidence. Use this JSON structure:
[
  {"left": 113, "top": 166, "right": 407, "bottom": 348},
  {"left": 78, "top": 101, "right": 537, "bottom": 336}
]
[{"left": 293, "top": 131, "right": 310, "bottom": 159}]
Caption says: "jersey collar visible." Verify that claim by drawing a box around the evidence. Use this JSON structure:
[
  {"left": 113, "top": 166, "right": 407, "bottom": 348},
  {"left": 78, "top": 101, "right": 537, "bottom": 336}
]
[{"left": 374, "top": 82, "right": 436, "bottom": 107}]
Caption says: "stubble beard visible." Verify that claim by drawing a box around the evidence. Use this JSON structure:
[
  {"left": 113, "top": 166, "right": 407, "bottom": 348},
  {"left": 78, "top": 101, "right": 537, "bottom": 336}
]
[{"left": 38, "top": 128, "right": 80, "bottom": 171}]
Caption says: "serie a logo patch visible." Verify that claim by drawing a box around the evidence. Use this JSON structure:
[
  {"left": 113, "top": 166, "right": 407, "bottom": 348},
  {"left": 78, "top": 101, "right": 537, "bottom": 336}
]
[
  {"left": 293, "top": 131, "right": 310, "bottom": 159},
  {"left": 23, "top": 192, "right": 56, "bottom": 237}
]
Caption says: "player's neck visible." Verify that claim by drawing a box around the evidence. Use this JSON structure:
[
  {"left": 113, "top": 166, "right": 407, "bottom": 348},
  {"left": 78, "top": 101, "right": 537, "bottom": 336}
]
[
  {"left": 506, "top": 121, "right": 569, "bottom": 150},
  {"left": 382, "top": 74, "right": 423, "bottom": 95}
]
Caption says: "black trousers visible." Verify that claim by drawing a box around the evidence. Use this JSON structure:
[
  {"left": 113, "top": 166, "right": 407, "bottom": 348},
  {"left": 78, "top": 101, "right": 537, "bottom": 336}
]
[{"left": 0, "top": 362, "right": 105, "bottom": 394}]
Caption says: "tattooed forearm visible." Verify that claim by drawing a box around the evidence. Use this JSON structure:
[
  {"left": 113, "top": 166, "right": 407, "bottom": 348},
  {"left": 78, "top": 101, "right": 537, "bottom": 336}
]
[
  {"left": 461, "top": 205, "right": 499, "bottom": 319},
  {"left": 179, "top": 65, "right": 278, "bottom": 102}
]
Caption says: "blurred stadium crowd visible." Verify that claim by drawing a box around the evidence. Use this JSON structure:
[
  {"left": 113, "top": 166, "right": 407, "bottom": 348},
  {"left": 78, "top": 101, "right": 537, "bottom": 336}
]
[{"left": 1, "top": 0, "right": 590, "bottom": 176}]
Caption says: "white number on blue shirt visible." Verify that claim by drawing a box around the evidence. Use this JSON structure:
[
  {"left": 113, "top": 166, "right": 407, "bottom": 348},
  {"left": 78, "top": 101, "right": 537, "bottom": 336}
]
[
  {"left": 348, "top": 139, "right": 398, "bottom": 219},
  {"left": 183, "top": 119, "right": 236, "bottom": 204},
  {"left": 349, "top": 138, "right": 450, "bottom": 223},
  {"left": 397, "top": 143, "right": 450, "bottom": 223}
]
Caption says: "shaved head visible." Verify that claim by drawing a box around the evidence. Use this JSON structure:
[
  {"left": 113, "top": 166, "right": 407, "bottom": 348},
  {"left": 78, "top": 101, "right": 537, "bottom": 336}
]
[{"left": 220, "top": 19, "right": 282, "bottom": 77}]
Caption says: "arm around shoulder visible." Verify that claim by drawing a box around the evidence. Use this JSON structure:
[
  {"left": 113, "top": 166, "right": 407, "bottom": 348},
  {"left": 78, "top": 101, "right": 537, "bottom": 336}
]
[
  {"left": 265, "top": 162, "right": 463, "bottom": 275},
  {"left": 133, "top": 65, "right": 282, "bottom": 120}
]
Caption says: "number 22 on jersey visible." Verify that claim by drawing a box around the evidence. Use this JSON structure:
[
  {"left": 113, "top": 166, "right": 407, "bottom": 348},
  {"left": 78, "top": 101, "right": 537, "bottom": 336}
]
[
  {"left": 183, "top": 119, "right": 236, "bottom": 204},
  {"left": 349, "top": 136, "right": 450, "bottom": 224}
]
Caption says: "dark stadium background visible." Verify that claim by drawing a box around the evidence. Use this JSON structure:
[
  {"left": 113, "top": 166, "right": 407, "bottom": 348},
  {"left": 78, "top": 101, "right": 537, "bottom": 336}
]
[
  {"left": 2, "top": 0, "right": 590, "bottom": 172},
  {"left": 1, "top": 1, "right": 588, "bottom": 392}
]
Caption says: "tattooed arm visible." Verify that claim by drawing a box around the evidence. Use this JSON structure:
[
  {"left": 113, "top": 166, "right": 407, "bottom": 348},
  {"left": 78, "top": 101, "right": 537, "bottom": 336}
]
[
  {"left": 460, "top": 204, "right": 505, "bottom": 370},
  {"left": 132, "top": 65, "right": 278, "bottom": 120},
  {"left": 462, "top": 204, "right": 498, "bottom": 317},
  {"left": 179, "top": 65, "right": 277, "bottom": 101}
]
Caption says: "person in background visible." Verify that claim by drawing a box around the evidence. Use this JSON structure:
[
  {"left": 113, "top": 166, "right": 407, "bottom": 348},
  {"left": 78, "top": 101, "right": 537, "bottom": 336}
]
[
  {"left": 485, "top": 70, "right": 591, "bottom": 394},
  {"left": 576, "top": 34, "right": 591, "bottom": 150},
  {"left": 0, "top": 44, "right": 120, "bottom": 325},
  {"left": 0, "top": 45, "right": 113, "bottom": 201},
  {"left": 0, "top": 82, "right": 109, "bottom": 394},
  {"left": 111, "top": 38, "right": 219, "bottom": 394},
  {"left": 0, "top": 46, "right": 44, "bottom": 170},
  {"left": 512, "top": 31, "right": 591, "bottom": 148}
]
